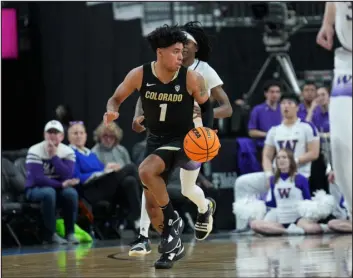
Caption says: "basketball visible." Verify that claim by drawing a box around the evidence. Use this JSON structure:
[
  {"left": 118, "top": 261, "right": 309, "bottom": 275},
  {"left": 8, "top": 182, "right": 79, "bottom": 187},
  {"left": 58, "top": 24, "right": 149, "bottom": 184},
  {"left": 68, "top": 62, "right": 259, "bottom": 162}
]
[{"left": 183, "top": 127, "right": 220, "bottom": 162}]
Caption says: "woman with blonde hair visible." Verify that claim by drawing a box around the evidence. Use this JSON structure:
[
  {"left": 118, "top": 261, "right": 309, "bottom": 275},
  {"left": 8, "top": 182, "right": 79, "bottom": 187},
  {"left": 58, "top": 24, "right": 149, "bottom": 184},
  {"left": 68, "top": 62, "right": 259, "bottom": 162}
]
[
  {"left": 92, "top": 122, "right": 131, "bottom": 168},
  {"left": 250, "top": 149, "right": 322, "bottom": 235}
]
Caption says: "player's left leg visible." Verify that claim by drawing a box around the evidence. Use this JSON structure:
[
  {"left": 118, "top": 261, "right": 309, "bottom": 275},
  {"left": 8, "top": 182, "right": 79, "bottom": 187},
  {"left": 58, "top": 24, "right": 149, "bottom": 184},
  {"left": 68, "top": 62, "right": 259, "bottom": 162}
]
[
  {"left": 330, "top": 95, "right": 352, "bottom": 212},
  {"left": 180, "top": 162, "right": 216, "bottom": 240}
]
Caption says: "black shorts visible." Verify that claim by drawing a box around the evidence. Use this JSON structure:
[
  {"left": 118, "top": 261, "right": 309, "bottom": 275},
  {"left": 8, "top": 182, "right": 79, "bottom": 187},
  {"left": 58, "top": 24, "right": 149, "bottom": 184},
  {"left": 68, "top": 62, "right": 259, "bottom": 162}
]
[
  {"left": 144, "top": 133, "right": 190, "bottom": 182},
  {"left": 282, "top": 218, "right": 301, "bottom": 229}
]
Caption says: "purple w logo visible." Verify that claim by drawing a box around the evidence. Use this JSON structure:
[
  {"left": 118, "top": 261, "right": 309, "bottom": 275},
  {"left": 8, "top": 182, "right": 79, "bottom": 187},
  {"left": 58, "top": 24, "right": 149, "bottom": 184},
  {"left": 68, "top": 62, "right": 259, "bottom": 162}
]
[
  {"left": 337, "top": 75, "right": 352, "bottom": 85},
  {"left": 278, "top": 188, "right": 291, "bottom": 199},
  {"left": 277, "top": 140, "right": 298, "bottom": 152}
]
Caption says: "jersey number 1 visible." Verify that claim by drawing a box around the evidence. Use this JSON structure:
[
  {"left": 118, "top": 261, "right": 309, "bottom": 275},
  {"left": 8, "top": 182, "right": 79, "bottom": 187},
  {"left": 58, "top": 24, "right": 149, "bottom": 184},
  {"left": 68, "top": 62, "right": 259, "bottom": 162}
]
[{"left": 159, "top": 103, "right": 167, "bottom": 122}]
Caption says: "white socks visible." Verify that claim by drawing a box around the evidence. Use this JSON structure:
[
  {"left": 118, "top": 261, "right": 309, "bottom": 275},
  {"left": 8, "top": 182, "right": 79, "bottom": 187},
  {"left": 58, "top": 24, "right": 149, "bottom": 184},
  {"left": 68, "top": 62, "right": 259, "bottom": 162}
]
[
  {"left": 139, "top": 192, "right": 151, "bottom": 238},
  {"left": 180, "top": 168, "right": 208, "bottom": 213}
]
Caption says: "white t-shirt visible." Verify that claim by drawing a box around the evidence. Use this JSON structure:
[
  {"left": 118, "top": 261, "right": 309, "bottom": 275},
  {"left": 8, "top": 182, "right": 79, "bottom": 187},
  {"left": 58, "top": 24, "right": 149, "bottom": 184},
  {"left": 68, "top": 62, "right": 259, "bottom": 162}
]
[
  {"left": 264, "top": 119, "right": 320, "bottom": 178},
  {"left": 190, "top": 59, "right": 223, "bottom": 127}
]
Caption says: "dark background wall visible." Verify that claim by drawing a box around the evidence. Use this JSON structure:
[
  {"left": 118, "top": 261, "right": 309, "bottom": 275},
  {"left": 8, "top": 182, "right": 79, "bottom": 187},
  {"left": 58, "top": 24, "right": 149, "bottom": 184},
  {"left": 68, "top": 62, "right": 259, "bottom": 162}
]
[{"left": 2, "top": 2, "right": 334, "bottom": 152}]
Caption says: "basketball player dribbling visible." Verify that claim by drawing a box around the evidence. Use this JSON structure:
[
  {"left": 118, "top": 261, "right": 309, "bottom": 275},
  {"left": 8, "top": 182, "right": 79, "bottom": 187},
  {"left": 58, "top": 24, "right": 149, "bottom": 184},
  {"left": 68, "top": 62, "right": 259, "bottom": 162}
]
[
  {"left": 104, "top": 25, "right": 215, "bottom": 269},
  {"left": 130, "top": 21, "right": 233, "bottom": 256},
  {"left": 316, "top": 2, "right": 352, "bottom": 212}
]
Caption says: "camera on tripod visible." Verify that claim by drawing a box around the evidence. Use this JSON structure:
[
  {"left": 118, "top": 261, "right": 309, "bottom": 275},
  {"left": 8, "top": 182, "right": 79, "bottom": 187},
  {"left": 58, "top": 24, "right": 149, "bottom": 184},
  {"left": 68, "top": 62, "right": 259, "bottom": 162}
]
[{"left": 251, "top": 2, "right": 307, "bottom": 50}]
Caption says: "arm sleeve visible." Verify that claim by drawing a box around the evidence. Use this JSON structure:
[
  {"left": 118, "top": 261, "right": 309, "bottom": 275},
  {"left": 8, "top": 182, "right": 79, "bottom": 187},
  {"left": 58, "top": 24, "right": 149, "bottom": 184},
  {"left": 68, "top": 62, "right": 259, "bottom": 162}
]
[
  {"left": 264, "top": 127, "right": 276, "bottom": 147},
  {"left": 51, "top": 155, "right": 75, "bottom": 179},
  {"left": 295, "top": 174, "right": 312, "bottom": 200},
  {"left": 204, "top": 64, "right": 223, "bottom": 91},
  {"left": 199, "top": 99, "right": 214, "bottom": 128},
  {"left": 26, "top": 163, "right": 63, "bottom": 188},
  {"left": 304, "top": 122, "right": 320, "bottom": 142}
]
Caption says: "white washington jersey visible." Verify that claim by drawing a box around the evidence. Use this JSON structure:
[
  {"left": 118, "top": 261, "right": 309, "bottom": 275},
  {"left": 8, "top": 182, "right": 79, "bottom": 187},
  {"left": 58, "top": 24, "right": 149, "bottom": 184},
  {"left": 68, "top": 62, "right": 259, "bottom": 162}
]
[
  {"left": 265, "top": 119, "right": 319, "bottom": 178},
  {"left": 190, "top": 59, "right": 223, "bottom": 127},
  {"left": 266, "top": 173, "right": 311, "bottom": 224}
]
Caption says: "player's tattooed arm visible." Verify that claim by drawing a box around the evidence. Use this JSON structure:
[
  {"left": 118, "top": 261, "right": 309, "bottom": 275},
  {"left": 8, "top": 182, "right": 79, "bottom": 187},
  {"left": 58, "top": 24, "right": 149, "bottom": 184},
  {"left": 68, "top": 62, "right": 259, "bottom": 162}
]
[{"left": 107, "top": 66, "right": 143, "bottom": 113}]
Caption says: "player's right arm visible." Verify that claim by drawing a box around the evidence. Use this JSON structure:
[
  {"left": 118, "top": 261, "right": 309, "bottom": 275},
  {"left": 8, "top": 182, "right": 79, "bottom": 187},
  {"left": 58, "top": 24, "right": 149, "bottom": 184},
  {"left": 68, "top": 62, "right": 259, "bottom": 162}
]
[
  {"left": 316, "top": 2, "right": 336, "bottom": 51},
  {"left": 105, "top": 66, "right": 143, "bottom": 125},
  {"left": 262, "top": 127, "right": 276, "bottom": 178}
]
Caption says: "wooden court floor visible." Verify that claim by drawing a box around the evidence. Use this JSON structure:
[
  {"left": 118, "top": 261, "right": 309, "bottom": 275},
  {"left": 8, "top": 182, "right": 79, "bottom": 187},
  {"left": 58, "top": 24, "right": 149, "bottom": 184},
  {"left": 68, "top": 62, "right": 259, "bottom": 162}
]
[{"left": 2, "top": 233, "right": 352, "bottom": 277}]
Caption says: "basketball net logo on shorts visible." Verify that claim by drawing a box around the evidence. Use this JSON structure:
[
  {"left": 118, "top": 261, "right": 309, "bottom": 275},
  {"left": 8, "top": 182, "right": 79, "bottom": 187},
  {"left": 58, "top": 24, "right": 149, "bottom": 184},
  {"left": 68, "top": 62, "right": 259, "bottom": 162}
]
[{"left": 175, "top": 85, "right": 180, "bottom": 92}]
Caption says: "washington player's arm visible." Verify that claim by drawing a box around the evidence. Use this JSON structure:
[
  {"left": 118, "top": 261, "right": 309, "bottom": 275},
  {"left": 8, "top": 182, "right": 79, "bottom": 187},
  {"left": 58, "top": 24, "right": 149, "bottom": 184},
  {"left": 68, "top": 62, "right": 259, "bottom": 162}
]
[
  {"left": 187, "top": 70, "right": 214, "bottom": 128},
  {"left": 322, "top": 2, "right": 336, "bottom": 27},
  {"left": 206, "top": 65, "right": 233, "bottom": 118},
  {"left": 107, "top": 67, "right": 143, "bottom": 113},
  {"left": 211, "top": 86, "right": 233, "bottom": 118},
  {"left": 262, "top": 127, "right": 277, "bottom": 177},
  {"left": 297, "top": 123, "right": 320, "bottom": 165}
]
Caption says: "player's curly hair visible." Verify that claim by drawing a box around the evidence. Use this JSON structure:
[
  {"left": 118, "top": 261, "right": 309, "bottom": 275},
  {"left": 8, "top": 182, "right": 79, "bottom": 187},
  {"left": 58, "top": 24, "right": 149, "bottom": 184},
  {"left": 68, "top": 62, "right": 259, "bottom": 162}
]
[
  {"left": 182, "top": 21, "right": 212, "bottom": 62},
  {"left": 147, "top": 24, "right": 187, "bottom": 52}
]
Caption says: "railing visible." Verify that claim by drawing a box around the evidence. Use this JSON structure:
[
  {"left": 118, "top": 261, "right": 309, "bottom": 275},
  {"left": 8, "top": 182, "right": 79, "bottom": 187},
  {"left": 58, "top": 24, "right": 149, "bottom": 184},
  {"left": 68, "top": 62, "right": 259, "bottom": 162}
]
[{"left": 142, "top": 2, "right": 325, "bottom": 27}]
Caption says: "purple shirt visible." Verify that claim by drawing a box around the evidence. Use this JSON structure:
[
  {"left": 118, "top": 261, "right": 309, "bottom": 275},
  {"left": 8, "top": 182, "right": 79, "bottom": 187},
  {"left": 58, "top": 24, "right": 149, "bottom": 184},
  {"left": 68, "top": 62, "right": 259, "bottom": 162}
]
[
  {"left": 297, "top": 103, "right": 308, "bottom": 121},
  {"left": 25, "top": 141, "right": 76, "bottom": 188},
  {"left": 312, "top": 106, "right": 330, "bottom": 133},
  {"left": 248, "top": 102, "right": 282, "bottom": 147}
]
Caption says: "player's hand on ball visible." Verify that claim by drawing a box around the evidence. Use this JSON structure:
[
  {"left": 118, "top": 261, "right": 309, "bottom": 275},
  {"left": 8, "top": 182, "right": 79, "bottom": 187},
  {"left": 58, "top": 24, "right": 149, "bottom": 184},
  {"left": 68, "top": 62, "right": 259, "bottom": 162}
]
[
  {"left": 104, "top": 111, "right": 119, "bottom": 126},
  {"left": 316, "top": 24, "right": 334, "bottom": 51},
  {"left": 132, "top": 116, "right": 146, "bottom": 133}
]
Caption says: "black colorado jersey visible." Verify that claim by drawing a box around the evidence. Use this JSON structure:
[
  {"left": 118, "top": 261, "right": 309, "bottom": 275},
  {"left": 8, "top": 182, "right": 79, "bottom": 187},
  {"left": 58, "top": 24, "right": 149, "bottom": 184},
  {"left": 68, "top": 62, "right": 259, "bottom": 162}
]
[{"left": 139, "top": 62, "right": 194, "bottom": 137}]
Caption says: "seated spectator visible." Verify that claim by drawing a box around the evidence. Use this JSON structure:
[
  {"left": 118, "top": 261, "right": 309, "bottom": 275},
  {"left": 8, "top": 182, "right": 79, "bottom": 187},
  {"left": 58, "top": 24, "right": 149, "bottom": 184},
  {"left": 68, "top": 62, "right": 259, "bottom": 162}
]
[
  {"left": 68, "top": 122, "right": 141, "bottom": 230},
  {"left": 297, "top": 81, "right": 317, "bottom": 121},
  {"left": 309, "top": 86, "right": 330, "bottom": 137},
  {"left": 250, "top": 149, "right": 322, "bottom": 235},
  {"left": 92, "top": 122, "right": 134, "bottom": 170},
  {"left": 248, "top": 80, "right": 282, "bottom": 162},
  {"left": 25, "top": 120, "right": 79, "bottom": 244}
]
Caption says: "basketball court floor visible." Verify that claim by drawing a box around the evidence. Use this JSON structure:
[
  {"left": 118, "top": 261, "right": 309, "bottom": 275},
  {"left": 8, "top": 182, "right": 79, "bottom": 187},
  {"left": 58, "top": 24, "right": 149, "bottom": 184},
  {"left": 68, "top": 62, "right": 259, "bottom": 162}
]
[{"left": 2, "top": 233, "right": 352, "bottom": 277}]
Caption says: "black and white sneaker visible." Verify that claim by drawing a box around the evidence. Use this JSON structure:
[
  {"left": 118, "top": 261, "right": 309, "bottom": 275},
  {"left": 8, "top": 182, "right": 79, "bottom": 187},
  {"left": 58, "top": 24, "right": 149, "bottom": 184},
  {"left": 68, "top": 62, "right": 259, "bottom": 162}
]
[
  {"left": 128, "top": 234, "right": 152, "bottom": 257},
  {"left": 195, "top": 197, "right": 216, "bottom": 240},
  {"left": 154, "top": 238, "right": 185, "bottom": 269},
  {"left": 158, "top": 211, "right": 184, "bottom": 254}
]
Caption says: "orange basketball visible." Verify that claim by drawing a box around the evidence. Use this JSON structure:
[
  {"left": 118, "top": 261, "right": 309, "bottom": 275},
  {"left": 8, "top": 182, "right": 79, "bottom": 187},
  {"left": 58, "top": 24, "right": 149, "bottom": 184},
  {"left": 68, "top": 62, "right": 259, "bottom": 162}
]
[{"left": 183, "top": 127, "right": 221, "bottom": 162}]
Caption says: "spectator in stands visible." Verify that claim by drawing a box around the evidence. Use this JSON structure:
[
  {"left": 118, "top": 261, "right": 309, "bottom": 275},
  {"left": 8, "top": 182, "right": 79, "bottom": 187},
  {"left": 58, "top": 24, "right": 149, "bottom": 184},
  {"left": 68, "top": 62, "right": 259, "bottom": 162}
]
[
  {"left": 68, "top": 122, "right": 141, "bottom": 230},
  {"left": 250, "top": 149, "right": 322, "bottom": 235},
  {"left": 298, "top": 82, "right": 318, "bottom": 121},
  {"left": 308, "top": 86, "right": 330, "bottom": 137},
  {"left": 92, "top": 122, "right": 133, "bottom": 170},
  {"left": 304, "top": 86, "right": 330, "bottom": 194},
  {"left": 25, "top": 120, "right": 79, "bottom": 244},
  {"left": 55, "top": 104, "right": 74, "bottom": 144},
  {"left": 248, "top": 80, "right": 282, "bottom": 162}
]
